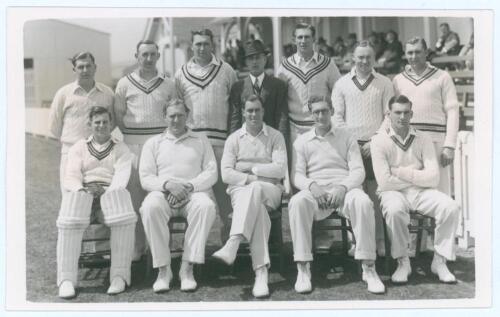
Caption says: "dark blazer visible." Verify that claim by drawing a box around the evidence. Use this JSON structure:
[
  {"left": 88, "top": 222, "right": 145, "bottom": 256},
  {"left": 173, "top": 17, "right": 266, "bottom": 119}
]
[{"left": 229, "top": 73, "right": 289, "bottom": 141}]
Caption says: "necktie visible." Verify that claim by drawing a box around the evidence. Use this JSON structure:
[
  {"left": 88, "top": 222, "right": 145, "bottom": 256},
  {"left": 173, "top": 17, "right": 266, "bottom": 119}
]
[{"left": 253, "top": 78, "right": 261, "bottom": 95}]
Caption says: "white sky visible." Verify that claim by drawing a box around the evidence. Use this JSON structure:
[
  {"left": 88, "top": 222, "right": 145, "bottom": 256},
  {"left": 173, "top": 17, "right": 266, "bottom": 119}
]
[{"left": 62, "top": 18, "right": 148, "bottom": 66}]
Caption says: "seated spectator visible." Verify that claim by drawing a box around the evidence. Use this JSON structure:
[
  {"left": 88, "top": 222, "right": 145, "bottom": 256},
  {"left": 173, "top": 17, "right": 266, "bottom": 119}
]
[
  {"left": 317, "top": 37, "right": 334, "bottom": 57},
  {"left": 435, "top": 22, "right": 461, "bottom": 56},
  {"left": 459, "top": 33, "right": 474, "bottom": 70},
  {"left": 377, "top": 30, "right": 404, "bottom": 74},
  {"left": 368, "top": 32, "right": 386, "bottom": 60},
  {"left": 345, "top": 33, "right": 359, "bottom": 54},
  {"left": 332, "top": 36, "right": 347, "bottom": 58}
]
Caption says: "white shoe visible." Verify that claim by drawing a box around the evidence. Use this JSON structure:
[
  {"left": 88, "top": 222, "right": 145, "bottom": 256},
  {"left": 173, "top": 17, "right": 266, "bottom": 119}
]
[
  {"left": 179, "top": 261, "right": 197, "bottom": 292},
  {"left": 391, "top": 256, "right": 411, "bottom": 284},
  {"left": 362, "top": 261, "right": 385, "bottom": 294},
  {"left": 294, "top": 262, "right": 312, "bottom": 294},
  {"left": 153, "top": 265, "right": 172, "bottom": 293},
  {"left": 431, "top": 253, "right": 456, "bottom": 283},
  {"left": 252, "top": 266, "right": 269, "bottom": 298},
  {"left": 212, "top": 237, "right": 241, "bottom": 265},
  {"left": 107, "top": 276, "right": 126, "bottom": 295},
  {"left": 58, "top": 280, "right": 76, "bottom": 299}
]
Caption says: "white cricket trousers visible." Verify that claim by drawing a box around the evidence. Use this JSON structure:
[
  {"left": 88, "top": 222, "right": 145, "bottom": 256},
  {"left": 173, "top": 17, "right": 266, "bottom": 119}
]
[
  {"left": 56, "top": 189, "right": 137, "bottom": 287},
  {"left": 126, "top": 143, "right": 148, "bottom": 259},
  {"left": 228, "top": 182, "right": 283, "bottom": 270},
  {"left": 379, "top": 188, "right": 460, "bottom": 260},
  {"left": 140, "top": 191, "right": 216, "bottom": 268},
  {"left": 289, "top": 187, "right": 377, "bottom": 262}
]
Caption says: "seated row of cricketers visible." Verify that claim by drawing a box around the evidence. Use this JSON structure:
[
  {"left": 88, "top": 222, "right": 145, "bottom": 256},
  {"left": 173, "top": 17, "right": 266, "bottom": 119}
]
[{"left": 57, "top": 94, "right": 460, "bottom": 299}]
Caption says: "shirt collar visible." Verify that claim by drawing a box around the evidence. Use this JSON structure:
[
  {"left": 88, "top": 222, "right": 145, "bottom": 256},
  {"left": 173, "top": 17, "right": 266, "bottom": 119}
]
[
  {"left": 86, "top": 135, "right": 117, "bottom": 144},
  {"left": 349, "top": 67, "right": 376, "bottom": 78},
  {"left": 249, "top": 72, "right": 265, "bottom": 86},
  {"left": 239, "top": 123, "right": 269, "bottom": 137},
  {"left": 404, "top": 62, "right": 436, "bottom": 76},
  {"left": 387, "top": 125, "right": 417, "bottom": 142},
  {"left": 189, "top": 54, "right": 220, "bottom": 67},
  {"left": 306, "top": 125, "right": 335, "bottom": 141},
  {"left": 72, "top": 81, "right": 99, "bottom": 93},
  {"left": 161, "top": 127, "right": 198, "bottom": 142},
  {"left": 293, "top": 51, "right": 319, "bottom": 64}
]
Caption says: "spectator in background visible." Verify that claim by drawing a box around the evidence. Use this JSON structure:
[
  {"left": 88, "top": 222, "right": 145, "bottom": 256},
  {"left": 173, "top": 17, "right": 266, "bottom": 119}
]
[
  {"left": 378, "top": 30, "right": 404, "bottom": 74},
  {"left": 435, "top": 23, "right": 461, "bottom": 56},
  {"left": 367, "top": 32, "right": 385, "bottom": 60},
  {"left": 345, "top": 33, "right": 359, "bottom": 54},
  {"left": 332, "top": 36, "right": 347, "bottom": 58},
  {"left": 317, "top": 37, "right": 334, "bottom": 57},
  {"left": 459, "top": 33, "right": 474, "bottom": 70}
]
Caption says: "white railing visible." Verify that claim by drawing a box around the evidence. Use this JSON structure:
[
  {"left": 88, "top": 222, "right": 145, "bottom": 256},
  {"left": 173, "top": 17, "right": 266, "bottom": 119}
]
[{"left": 454, "top": 131, "right": 474, "bottom": 248}]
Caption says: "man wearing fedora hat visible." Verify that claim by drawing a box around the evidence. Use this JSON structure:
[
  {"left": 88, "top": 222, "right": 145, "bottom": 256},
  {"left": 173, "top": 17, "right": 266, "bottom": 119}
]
[{"left": 229, "top": 39, "right": 288, "bottom": 141}]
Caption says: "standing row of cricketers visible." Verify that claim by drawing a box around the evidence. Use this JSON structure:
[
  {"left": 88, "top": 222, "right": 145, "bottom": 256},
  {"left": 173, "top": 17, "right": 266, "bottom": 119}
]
[{"left": 49, "top": 22, "right": 461, "bottom": 299}]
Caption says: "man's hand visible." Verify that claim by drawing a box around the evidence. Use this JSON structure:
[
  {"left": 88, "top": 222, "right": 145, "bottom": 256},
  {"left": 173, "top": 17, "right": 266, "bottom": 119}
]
[
  {"left": 309, "top": 182, "right": 330, "bottom": 210},
  {"left": 163, "top": 181, "right": 190, "bottom": 201},
  {"left": 235, "top": 162, "right": 255, "bottom": 173},
  {"left": 440, "top": 147, "right": 455, "bottom": 167},
  {"left": 326, "top": 185, "right": 347, "bottom": 209},
  {"left": 360, "top": 142, "right": 371, "bottom": 159},
  {"left": 85, "top": 183, "right": 105, "bottom": 198},
  {"left": 246, "top": 174, "right": 258, "bottom": 184},
  {"left": 164, "top": 192, "right": 179, "bottom": 205}
]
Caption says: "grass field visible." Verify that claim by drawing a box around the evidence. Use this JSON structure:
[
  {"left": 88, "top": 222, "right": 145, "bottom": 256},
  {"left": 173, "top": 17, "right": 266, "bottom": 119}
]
[{"left": 25, "top": 134, "right": 475, "bottom": 303}]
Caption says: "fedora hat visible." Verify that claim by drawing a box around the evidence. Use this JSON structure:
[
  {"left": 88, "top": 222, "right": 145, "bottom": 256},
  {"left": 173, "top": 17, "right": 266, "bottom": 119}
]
[{"left": 244, "top": 40, "right": 268, "bottom": 58}]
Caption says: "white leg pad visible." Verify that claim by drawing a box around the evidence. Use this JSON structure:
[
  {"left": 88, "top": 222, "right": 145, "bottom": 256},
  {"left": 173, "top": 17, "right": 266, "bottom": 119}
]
[
  {"left": 101, "top": 189, "right": 138, "bottom": 226},
  {"left": 57, "top": 227, "right": 85, "bottom": 286},
  {"left": 109, "top": 223, "right": 135, "bottom": 286},
  {"left": 56, "top": 191, "right": 93, "bottom": 229}
]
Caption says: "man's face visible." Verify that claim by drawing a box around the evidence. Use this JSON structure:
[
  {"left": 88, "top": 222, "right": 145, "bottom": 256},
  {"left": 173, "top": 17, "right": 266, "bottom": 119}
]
[
  {"left": 243, "top": 100, "right": 264, "bottom": 129},
  {"left": 73, "top": 57, "right": 96, "bottom": 81},
  {"left": 440, "top": 25, "right": 450, "bottom": 36},
  {"left": 353, "top": 46, "right": 374, "bottom": 74},
  {"left": 245, "top": 53, "right": 267, "bottom": 77},
  {"left": 405, "top": 42, "right": 427, "bottom": 70},
  {"left": 294, "top": 28, "right": 314, "bottom": 56},
  {"left": 90, "top": 113, "right": 112, "bottom": 140},
  {"left": 311, "top": 101, "right": 332, "bottom": 128},
  {"left": 165, "top": 105, "right": 188, "bottom": 136},
  {"left": 389, "top": 102, "right": 413, "bottom": 130},
  {"left": 136, "top": 44, "right": 160, "bottom": 71},
  {"left": 192, "top": 34, "right": 213, "bottom": 62}
]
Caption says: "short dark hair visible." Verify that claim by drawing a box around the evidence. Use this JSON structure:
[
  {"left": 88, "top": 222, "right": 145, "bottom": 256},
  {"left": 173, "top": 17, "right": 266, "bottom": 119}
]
[
  {"left": 294, "top": 23, "right": 316, "bottom": 38},
  {"left": 406, "top": 36, "right": 428, "bottom": 50},
  {"left": 89, "top": 106, "right": 112, "bottom": 121},
  {"left": 388, "top": 95, "right": 413, "bottom": 110},
  {"left": 136, "top": 40, "right": 159, "bottom": 52},
  {"left": 244, "top": 94, "right": 264, "bottom": 109},
  {"left": 307, "top": 95, "right": 332, "bottom": 111},
  {"left": 70, "top": 51, "right": 95, "bottom": 67},
  {"left": 163, "top": 98, "right": 190, "bottom": 117},
  {"left": 191, "top": 28, "right": 214, "bottom": 43},
  {"left": 439, "top": 22, "right": 450, "bottom": 29}
]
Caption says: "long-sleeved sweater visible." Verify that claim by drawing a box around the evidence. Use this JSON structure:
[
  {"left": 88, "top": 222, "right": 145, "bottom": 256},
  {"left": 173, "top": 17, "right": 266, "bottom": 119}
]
[
  {"left": 139, "top": 129, "right": 217, "bottom": 193},
  {"left": 331, "top": 68, "right": 394, "bottom": 141},
  {"left": 392, "top": 63, "right": 460, "bottom": 148},
  {"left": 371, "top": 125, "right": 440, "bottom": 197},
  {"left": 276, "top": 52, "right": 341, "bottom": 129},
  {"left": 175, "top": 55, "right": 237, "bottom": 147},
  {"left": 64, "top": 136, "right": 133, "bottom": 192},
  {"left": 221, "top": 124, "right": 287, "bottom": 192},
  {"left": 292, "top": 126, "right": 365, "bottom": 191}
]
